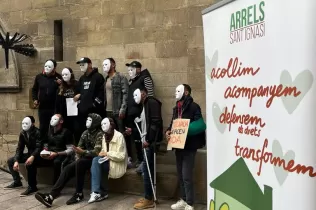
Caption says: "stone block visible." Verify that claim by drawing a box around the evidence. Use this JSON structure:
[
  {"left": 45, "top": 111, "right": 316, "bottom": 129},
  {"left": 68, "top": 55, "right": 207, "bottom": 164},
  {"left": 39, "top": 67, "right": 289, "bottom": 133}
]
[
  {"left": 109, "top": 0, "right": 146, "bottom": 15},
  {"left": 23, "top": 9, "right": 46, "bottom": 23},
  {"left": 2, "top": 135, "right": 18, "bottom": 144},
  {"left": 19, "top": 23, "right": 39, "bottom": 36},
  {"left": 69, "top": 5, "right": 88, "bottom": 19},
  {"left": 46, "top": 7, "right": 70, "bottom": 20},
  {"left": 188, "top": 47, "right": 205, "bottom": 68},
  {"left": 143, "top": 26, "right": 167, "bottom": 42},
  {"left": 87, "top": 31, "right": 111, "bottom": 46},
  {"left": 188, "top": 26, "right": 204, "bottom": 48},
  {"left": 63, "top": 47, "right": 77, "bottom": 61},
  {"left": 78, "top": 18, "right": 98, "bottom": 32},
  {"left": 0, "top": 111, "right": 8, "bottom": 135},
  {"left": 38, "top": 49, "right": 54, "bottom": 63},
  {"left": 0, "top": 94, "right": 17, "bottom": 110},
  {"left": 97, "top": 15, "right": 123, "bottom": 30},
  {"left": 125, "top": 43, "right": 156, "bottom": 59},
  {"left": 64, "top": 33, "right": 88, "bottom": 47},
  {"left": 0, "top": 0, "right": 10, "bottom": 12},
  {"left": 188, "top": 72, "right": 206, "bottom": 91},
  {"left": 140, "top": 57, "right": 188, "bottom": 74},
  {"left": 188, "top": 0, "right": 214, "bottom": 6},
  {"left": 135, "top": 12, "right": 164, "bottom": 27},
  {"left": 87, "top": 3, "right": 102, "bottom": 17},
  {"left": 10, "top": 0, "right": 32, "bottom": 11},
  {"left": 163, "top": 9, "right": 188, "bottom": 26},
  {"left": 32, "top": 35, "right": 54, "bottom": 48},
  {"left": 191, "top": 89, "right": 206, "bottom": 112},
  {"left": 38, "top": 21, "right": 54, "bottom": 35},
  {"left": 153, "top": 0, "right": 187, "bottom": 11},
  {"left": 188, "top": 6, "right": 205, "bottom": 27},
  {"left": 9, "top": 11, "right": 23, "bottom": 25},
  {"left": 151, "top": 72, "right": 187, "bottom": 87},
  {"left": 122, "top": 14, "right": 135, "bottom": 28},
  {"left": 83, "top": 45, "right": 125, "bottom": 60},
  {"left": 110, "top": 29, "right": 124, "bottom": 44},
  {"left": 32, "top": 0, "right": 57, "bottom": 8},
  {"left": 123, "top": 28, "right": 144, "bottom": 44},
  {"left": 101, "top": 0, "right": 110, "bottom": 16},
  {"left": 156, "top": 41, "right": 188, "bottom": 58},
  {"left": 63, "top": 18, "right": 79, "bottom": 36}
]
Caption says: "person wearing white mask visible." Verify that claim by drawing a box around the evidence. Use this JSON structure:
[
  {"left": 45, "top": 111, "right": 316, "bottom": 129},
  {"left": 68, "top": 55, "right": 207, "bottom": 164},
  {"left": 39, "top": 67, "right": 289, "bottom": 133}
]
[
  {"left": 35, "top": 113, "right": 103, "bottom": 207},
  {"left": 102, "top": 58, "right": 130, "bottom": 164},
  {"left": 88, "top": 117, "right": 127, "bottom": 204},
  {"left": 74, "top": 57, "right": 105, "bottom": 142},
  {"left": 165, "top": 84, "right": 206, "bottom": 210},
  {"left": 32, "top": 59, "right": 62, "bottom": 143},
  {"left": 125, "top": 61, "right": 154, "bottom": 173},
  {"left": 5, "top": 116, "right": 42, "bottom": 197},
  {"left": 55, "top": 67, "right": 80, "bottom": 144}
]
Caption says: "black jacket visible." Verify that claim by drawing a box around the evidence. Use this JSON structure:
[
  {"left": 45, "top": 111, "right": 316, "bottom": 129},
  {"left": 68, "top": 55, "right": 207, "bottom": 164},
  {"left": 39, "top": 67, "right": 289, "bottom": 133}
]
[
  {"left": 127, "top": 69, "right": 154, "bottom": 117},
  {"left": 47, "top": 128, "right": 74, "bottom": 152},
  {"left": 167, "top": 96, "right": 205, "bottom": 150},
  {"left": 143, "top": 96, "right": 163, "bottom": 144},
  {"left": 55, "top": 80, "right": 79, "bottom": 118},
  {"left": 14, "top": 126, "right": 42, "bottom": 162},
  {"left": 32, "top": 72, "right": 62, "bottom": 109},
  {"left": 76, "top": 68, "right": 105, "bottom": 115}
]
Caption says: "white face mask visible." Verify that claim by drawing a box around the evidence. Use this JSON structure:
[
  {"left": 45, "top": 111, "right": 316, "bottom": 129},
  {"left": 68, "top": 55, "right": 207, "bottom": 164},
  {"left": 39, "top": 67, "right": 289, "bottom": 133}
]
[
  {"left": 103, "top": 59, "right": 111, "bottom": 74},
  {"left": 101, "top": 118, "right": 110, "bottom": 133},
  {"left": 61, "top": 68, "right": 71, "bottom": 82},
  {"left": 133, "top": 89, "right": 141, "bottom": 104},
  {"left": 86, "top": 117, "right": 93, "bottom": 128},
  {"left": 175, "top": 85, "right": 185, "bottom": 101},
  {"left": 50, "top": 115, "right": 60, "bottom": 127},
  {"left": 44, "top": 60, "right": 54, "bottom": 74},
  {"left": 22, "top": 117, "right": 32, "bottom": 131},
  {"left": 128, "top": 67, "right": 137, "bottom": 79},
  {"left": 80, "top": 63, "right": 88, "bottom": 72}
]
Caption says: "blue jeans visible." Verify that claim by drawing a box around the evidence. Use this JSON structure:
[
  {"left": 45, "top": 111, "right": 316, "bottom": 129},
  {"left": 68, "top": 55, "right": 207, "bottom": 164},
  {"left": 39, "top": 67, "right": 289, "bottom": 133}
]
[
  {"left": 142, "top": 146, "right": 154, "bottom": 200},
  {"left": 91, "top": 157, "right": 110, "bottom": 194}
]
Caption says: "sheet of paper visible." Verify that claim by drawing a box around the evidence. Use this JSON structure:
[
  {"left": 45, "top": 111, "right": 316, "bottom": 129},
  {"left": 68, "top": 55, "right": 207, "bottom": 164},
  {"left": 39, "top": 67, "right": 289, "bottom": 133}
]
[{"left": 66, "top": 98, "right": 78, "bottom": 116}]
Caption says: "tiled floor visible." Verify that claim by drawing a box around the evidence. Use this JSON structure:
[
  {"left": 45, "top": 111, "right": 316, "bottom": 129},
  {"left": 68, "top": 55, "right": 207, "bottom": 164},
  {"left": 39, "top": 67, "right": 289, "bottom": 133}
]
[{"left": 0, "top": 171, "right": 207, "bottom": 210}]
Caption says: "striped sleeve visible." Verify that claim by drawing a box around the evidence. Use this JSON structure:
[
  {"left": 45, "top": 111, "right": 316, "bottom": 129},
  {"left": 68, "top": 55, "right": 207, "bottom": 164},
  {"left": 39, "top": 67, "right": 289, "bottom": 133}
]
[{"left": 144, "top": 76, "right": 154, "bottom": 97}]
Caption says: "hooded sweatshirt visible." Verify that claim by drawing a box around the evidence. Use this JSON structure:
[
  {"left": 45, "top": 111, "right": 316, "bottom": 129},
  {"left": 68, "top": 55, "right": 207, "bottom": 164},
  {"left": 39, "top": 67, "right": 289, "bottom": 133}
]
[
  {"left": 77, "top": 68, "right": 105, "bottom": 114},
  {"left": 127, "top": 69, "right": 154, "bottom": 117},
  {"left": 32, "top": 71, "right": 62, "bottom": 109},
  {"left": 78, "top": 113, "right": 103, "bottom": 157}
]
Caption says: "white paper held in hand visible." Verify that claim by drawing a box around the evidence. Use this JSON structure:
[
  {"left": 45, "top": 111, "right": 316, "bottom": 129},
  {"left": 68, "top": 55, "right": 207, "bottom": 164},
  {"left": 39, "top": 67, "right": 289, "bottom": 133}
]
[{"left": 66, "top": 98, "right": 78, "bottom": 116}]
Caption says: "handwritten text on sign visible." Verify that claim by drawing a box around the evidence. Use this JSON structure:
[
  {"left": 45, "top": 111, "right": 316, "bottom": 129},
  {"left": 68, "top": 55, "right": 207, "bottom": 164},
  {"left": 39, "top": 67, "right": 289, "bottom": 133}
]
[{"left": 167, "top": 119, "right": 190, "bottom": 150}]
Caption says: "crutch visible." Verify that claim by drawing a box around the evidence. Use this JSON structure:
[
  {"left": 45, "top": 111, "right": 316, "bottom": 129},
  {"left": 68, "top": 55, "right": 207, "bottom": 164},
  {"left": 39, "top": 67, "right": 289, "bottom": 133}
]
[{"left": 134, "top": 120, "right": 158, "bottom": 203}]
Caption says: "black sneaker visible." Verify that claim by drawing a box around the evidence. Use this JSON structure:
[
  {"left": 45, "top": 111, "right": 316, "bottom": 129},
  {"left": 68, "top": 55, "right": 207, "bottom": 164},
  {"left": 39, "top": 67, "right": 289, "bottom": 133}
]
[
  {"left": 4, "top": 182, "right": 23, "bottom": 189},
  {"left": 66, "top": 193, "right": 84, "bottom": 205},
  {"left": 35, "top": 192, "right": 53, "bottom": 208},
  {"left": 20, "top": 186, "right": 38, "bottom": 197}
]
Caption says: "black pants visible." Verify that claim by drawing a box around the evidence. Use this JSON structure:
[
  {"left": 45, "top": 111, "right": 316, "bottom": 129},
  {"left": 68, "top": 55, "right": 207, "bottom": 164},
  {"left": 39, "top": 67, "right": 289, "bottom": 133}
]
[
  {"left": 50, "top": 157, "right": 92, "bottom": 198},
  {"left": 7, "top": 155, "right": 65, "bottom": 188},
  {"left": 38, "top": 108, "right": 54, "bottom": 141},
  {"left": 63, "top": 116, "right": 80, "bottom": 145},
  {"left": 175, "top": 149, "right": 197, "bottom": 206},
  {"left": 126, "top": 115, "right": 143, "bottom": 162}
]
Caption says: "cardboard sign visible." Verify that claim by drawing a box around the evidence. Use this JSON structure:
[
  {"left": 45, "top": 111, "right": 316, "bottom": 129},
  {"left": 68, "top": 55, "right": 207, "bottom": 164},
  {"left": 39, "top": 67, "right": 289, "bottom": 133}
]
[{"left": 167, "top": 119, "right": 190, "bottom": 150}]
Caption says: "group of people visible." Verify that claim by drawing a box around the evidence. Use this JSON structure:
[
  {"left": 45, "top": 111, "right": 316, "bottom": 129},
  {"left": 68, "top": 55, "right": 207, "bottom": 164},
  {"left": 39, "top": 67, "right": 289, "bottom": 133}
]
[{"left": 5, "top": 57, "right": 206, "bottom": 210}]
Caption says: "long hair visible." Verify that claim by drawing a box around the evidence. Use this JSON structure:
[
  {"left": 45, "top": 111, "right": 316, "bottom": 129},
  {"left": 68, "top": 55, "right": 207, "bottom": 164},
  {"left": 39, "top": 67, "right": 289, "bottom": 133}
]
[{"left": 59, "top": 67, "right": 76, "bottom": 95}]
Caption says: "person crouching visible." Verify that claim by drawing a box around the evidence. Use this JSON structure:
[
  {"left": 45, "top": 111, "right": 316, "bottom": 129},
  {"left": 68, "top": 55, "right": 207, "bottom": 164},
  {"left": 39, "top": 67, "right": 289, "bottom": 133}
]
[{"left": 88, "top": 117, "right": 127, "bottom": 203}]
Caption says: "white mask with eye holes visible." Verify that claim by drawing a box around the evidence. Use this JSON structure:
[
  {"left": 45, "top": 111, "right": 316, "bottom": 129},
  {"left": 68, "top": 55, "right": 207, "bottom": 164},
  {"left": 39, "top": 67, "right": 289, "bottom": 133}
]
[
  {"left": 175, "top": 85, "right": 185, "bottom": 101},
  {"left": 22, "top": 117, "right": 32, "bottom": 131},
  {"left": 133, "top": 89, "right": 141, "bottom": 104},
  {"left": 86, "top": 117, "right": 93, "bottom": 128},
  {"left": 101, "top": 118, "right": 111, "bottom": 133},
  {"left": 103, "top": 59, "right": 111, "bottom": 74},
  {"left": 44, "top": 60, "right": 54, "bottom": 74},
  {"left": 80, "top": 63, "right": 88, "bottom": 72},
  {"left": 62, "top": 68, "right": 71, "bottom": 82},
  {"left": 128, "top": 67, "right": 137, "bottom": 79},
  {"left": 50, "top": 115, "right": 60, "bottom": 127}
]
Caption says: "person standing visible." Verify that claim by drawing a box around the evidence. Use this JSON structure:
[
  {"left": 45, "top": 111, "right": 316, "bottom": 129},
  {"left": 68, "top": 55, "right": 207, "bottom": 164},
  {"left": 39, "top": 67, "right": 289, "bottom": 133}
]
[
  {"left": 74, "top": 57, "right": 105, "bottom": 139},
  {"left": 102, "top": 58, "right": 130, "bottom": 160},
  {"left": 32, "top": 59, "right": 62, "bottom": 142},
  {"left": 166, "top": 84, "right": 206, "bottom": 210},
  {"left": 125, "top": 61, "right": 154, "bottom": 172},
  {"left": 5, "top": 116, "right": 42, "bottom": 197},
  {"left": 55, "top": 67, "right": 80, "bottom": 144},
  {"left": 128, "top": 87, "right": 163, "bottom": 209}
]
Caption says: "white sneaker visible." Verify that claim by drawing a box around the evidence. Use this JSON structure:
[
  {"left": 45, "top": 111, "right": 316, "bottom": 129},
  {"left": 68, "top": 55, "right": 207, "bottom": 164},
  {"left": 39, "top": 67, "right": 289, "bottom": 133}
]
[
  {"left": 185, "top": 205, "right": 194, "bottom": 210},
  {"left": 171, "top": 199, "right": 187, "bottom": 209},
  {"left": 88, "top": 192, "right": 108, "bottom": 203}
]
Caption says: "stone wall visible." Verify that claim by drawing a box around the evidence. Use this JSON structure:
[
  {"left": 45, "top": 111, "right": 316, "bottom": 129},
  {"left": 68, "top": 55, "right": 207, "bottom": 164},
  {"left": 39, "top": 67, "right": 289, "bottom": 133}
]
[{"left": 0, "top": 0, "right": 216, "bottom": 165}]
